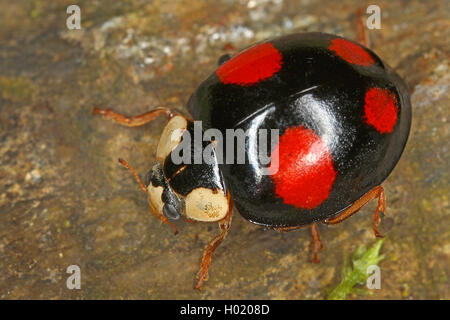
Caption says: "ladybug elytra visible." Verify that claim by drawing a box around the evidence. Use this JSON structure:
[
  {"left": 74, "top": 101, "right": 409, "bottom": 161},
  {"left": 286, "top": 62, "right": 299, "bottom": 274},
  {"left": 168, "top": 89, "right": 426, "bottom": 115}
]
[{"left": 94, "top": 32, "right": 411, "bottom": 289}]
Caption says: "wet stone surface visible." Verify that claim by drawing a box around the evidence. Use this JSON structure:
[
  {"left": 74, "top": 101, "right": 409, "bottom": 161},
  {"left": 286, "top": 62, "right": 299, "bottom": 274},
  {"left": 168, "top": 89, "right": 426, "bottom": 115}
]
[{"left": 0, "top": 0, "right": 448, "bottom": 299}]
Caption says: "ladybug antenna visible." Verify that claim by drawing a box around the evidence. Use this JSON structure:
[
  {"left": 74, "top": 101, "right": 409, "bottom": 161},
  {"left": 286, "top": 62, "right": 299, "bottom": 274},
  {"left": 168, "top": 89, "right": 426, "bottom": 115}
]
[{"left": 118, "top": 158, "right": 148, "bottom": 194}]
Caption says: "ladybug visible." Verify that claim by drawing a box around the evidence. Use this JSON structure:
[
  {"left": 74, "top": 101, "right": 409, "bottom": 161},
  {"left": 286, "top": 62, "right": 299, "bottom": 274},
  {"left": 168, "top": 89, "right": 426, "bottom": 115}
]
[{"left": 93, "top": 32, "right": 411, "bottom": 289}]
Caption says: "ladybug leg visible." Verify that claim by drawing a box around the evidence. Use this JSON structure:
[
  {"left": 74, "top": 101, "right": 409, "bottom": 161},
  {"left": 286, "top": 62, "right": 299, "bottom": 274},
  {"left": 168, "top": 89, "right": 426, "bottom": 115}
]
[
  {"left": 356, "top": 8, "right": 369, "bottom": 47},
  {"left": 93, "top": 107, "right": 175, "bottom": 127},
  {"left": 182, "top": 215, "right": 197, "bottom": 224},
  {"left": 372, "top": 187, "right": 386, "bottom": 238},
  {"left": 148, "top": 203, "right": 179, "bottom": 236},
  {"left": 274, "top": 226, "right": 301, "bottom": 232},
  {"left": 275, "top": 224, "right": 323, "bottom": 263},
  {"left": 310, "top": 223, "right": 323, "bottom": 263},
  {"left": 323, "top": 186, "right": 386, "bottom": 238},
  {"left": 117, "top": 158, "right": 178, "bottom": 235},
  {"left": 195, "top": 193, "right": 233, "bottom": 290}
]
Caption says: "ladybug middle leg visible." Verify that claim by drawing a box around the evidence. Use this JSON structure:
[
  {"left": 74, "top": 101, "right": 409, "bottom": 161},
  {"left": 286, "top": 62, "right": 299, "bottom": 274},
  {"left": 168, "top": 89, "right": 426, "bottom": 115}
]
[
  {"left": 195, "top": 192, "right": 233, "bottom": 290},
  {"left": 310, "top": 223, "right": 323, "bottom": 263},
  {"left": 324, "top": 186, "right": 386, "bottom": 237},
  {"left": 274, "top": 224, "right": 323, "bottom": 263}
]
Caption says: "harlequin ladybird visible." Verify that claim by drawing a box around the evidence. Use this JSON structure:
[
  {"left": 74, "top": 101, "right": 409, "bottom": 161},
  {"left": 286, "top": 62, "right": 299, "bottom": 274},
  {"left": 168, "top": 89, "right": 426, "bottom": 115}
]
[{"left": 93, "top": 32, "right": 411, "bottom": 289}]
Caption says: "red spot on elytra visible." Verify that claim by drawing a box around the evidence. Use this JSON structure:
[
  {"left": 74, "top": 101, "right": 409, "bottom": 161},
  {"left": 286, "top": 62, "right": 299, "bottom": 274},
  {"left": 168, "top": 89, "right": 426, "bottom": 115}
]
[
  {"left": 216, "top": 42, "right": 282, "bottom": 85},
  {"left": 364, "top": 87, "right": 399, "bottom": 133},
  {"left": 269, "top": 126, "right": 337, "bottom": 209},
  {"left": 329, "top": 38, "right": 375, "bottom": 66}
]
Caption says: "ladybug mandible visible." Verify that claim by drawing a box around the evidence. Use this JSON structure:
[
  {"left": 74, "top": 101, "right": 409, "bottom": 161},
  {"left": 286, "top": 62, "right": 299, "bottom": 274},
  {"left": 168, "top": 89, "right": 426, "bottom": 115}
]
[{"left": 94, "top": 32, "right": 411, "bottom": 289}]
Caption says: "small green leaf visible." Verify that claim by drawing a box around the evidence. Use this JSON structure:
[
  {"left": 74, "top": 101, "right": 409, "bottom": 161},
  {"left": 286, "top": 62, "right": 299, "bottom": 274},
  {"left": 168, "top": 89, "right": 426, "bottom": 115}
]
[{"left": 327, "top": 239, "right": 385, "bottom": 300}]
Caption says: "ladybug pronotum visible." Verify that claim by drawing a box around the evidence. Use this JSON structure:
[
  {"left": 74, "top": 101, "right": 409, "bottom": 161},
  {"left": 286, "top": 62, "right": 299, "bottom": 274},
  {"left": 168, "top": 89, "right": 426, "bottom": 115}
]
[{"left": 94, "top": 32, "right": 411, "bottom": 289}]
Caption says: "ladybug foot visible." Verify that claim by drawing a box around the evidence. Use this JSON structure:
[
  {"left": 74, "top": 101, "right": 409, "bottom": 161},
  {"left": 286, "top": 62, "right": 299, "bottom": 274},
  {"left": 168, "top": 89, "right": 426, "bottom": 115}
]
[
  {"left": 195, "top": 264, "right": 210, "bottom": 290},
  {"left": 373, "top": 211, "right": 384, "bottom": 237},
  {"left": 373, "top": 221, "right": 384, "bottom": 238},
  {"left": 373, "top": 197, "right": 386, "bottom": 238},
  {"left": 195, "top": 252, "right": 212, "bottom": 290},
  {"left": 311, "top": 249, "right": 323, "bottom": 264}
]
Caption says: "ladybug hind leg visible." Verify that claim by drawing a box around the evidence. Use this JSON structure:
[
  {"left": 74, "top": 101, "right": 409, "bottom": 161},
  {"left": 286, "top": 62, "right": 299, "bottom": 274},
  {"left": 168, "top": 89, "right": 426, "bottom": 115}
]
[
  {"left": 324, "top": 186, "right": 386, "bottom": 238},
  {"left": 195, "top": 193, "right": 233, "bottom": 290}
]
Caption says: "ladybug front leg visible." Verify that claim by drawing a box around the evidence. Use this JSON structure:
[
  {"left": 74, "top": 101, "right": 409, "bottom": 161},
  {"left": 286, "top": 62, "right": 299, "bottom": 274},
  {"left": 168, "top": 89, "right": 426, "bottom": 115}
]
[
  {"left": 147, "top": 203, "right": 179, "bottom": 236},
  {"left": 117, "top": 158, "right": 178, "bottom": 235},
  {"left": 182, "top": 216, "right": 198, "bottom": 224},
  {"left": 323, "top": 186, "right": 386, "bottom": 238},
  {"left": 195, "top": 193, "right": 233, "bottom": 290},
  {"left": 93, "top": 107, "right": 176, "bottom": 127}
]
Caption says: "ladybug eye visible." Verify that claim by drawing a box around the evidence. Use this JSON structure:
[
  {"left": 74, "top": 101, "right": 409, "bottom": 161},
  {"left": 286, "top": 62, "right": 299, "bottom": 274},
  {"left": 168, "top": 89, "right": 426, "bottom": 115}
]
[
  {"left": 145, "top": 170, "right": 153, "bottom": 187},
  {"left": 163, "top": 203, "right": 181, "bottom": 220}
]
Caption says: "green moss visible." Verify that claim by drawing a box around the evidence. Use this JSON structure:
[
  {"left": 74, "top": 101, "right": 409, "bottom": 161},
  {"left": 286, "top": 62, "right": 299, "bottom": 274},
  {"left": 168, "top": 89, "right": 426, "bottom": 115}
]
[
  {"left": 62, "top": 220, "right": 71, "bottom": 228},
  {"left": 30, "top": 2, "right": 43, "bottom": 19},
  {"left": 327, "top": 239, "right": 385, "bottom": 300},
  {"left": 0, "top": 76, "right": 36, "bottom": 103}
]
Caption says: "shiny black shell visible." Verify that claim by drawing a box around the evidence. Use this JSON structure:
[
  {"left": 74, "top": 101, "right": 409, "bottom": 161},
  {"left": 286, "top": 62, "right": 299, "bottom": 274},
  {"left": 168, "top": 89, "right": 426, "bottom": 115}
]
[{"left": 187, "top": 32, "right": 411, "bottom": 228}]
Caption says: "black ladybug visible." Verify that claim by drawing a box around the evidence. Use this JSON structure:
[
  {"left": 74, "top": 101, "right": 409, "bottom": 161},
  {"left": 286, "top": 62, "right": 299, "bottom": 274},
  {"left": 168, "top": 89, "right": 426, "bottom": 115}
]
[{"left": 94, "top": 32, "right": 411, "bottom": 289}]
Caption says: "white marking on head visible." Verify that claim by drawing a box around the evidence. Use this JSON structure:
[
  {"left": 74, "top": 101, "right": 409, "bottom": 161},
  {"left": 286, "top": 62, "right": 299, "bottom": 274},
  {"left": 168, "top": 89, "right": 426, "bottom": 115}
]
[
  {"left": 185, "top": 187, "right": 228, "bottom": 222},
  {"left": 156, "top": 115, "right": 187, "bottom": 161},
  {"left": 148, "top": 184, "right": 164, "bottom": 215}
]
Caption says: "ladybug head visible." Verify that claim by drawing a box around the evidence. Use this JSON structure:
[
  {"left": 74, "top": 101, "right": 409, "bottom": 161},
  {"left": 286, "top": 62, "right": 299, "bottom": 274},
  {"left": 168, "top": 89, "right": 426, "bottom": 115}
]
[
  {"left": 145, "top": 115, "right": 230, "bottom": 223},
  {"left": 146, "top": 163, "right": 182, "bottom": 221},
  {"left": 146, "top": 162, "right": 230, "bottom": 223}
]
